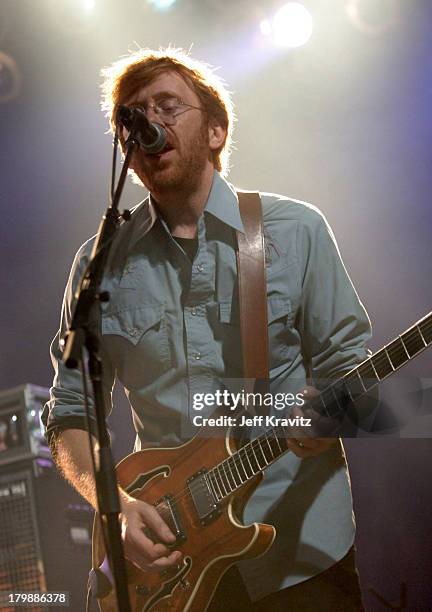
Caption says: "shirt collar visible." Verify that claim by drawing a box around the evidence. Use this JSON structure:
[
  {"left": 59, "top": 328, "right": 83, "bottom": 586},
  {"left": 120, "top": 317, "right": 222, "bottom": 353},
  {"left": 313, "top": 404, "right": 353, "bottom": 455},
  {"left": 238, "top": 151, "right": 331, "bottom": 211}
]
[
  {"left": 204, "top": 170, "right": 245, "bottom": 234},
  {"left": 123, "top": 170, "right": 245, "bottom": 252}
]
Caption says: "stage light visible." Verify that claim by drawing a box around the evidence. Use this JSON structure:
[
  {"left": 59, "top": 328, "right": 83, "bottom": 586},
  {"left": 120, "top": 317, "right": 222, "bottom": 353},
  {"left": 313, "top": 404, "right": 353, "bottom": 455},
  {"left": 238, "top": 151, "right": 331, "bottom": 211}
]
[
  {"left": 82, "top": 0, "right": 95, "bottom": 12},
  {"left": 272, "top": 2, "right": 314, "bottom": 48},
  {"left": 147, "top": 0, "right": 177, "bottom": 11},
  {"left": 260, "top": 19, "right": 272, "bottom": 36},
  {"left": 346, "top": 0, "right": 401, "bottom": 34}
]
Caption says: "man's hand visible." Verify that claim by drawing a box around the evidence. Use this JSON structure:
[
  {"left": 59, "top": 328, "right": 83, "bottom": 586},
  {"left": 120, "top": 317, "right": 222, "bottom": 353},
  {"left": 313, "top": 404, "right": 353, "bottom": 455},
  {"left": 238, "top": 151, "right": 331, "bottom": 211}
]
[
  {"left": 120, "top": 495, "right": 182, "bottom": 572},
  {"left": 287, "top": 386, "right": 339, "bottom": 458}
]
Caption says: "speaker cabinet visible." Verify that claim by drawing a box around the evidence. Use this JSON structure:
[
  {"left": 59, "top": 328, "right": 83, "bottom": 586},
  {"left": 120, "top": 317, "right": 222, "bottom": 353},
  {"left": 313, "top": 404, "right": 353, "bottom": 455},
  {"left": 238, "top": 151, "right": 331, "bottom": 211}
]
[{"left": 0, "top": 385, "right": 93, "bottom": 611}]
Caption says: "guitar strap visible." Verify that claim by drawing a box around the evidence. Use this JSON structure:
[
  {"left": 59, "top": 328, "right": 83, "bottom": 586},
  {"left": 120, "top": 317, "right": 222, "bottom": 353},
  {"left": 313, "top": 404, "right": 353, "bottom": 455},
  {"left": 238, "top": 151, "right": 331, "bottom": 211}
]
[{"left": 235, "top": 190, "right": 270, "bottom": 399}]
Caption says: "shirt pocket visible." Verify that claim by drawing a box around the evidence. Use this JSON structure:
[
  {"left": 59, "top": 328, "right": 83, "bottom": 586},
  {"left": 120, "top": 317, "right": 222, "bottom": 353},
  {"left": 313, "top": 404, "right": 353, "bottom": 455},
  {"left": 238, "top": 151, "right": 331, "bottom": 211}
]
[
  {"left": 217, "top": 297, "right": 294, "bottom": 372},
  {"left": 267, "top": 297, "right": 294, "bottom": 368},
  {"left": 101, "top": 298, "right": 171, "bottom": 386}
]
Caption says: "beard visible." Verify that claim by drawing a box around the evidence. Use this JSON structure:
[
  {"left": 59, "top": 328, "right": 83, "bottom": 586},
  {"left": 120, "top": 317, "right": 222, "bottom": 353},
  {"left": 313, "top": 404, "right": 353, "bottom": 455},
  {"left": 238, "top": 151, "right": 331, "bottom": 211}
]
[{"left": 132, "top": 120, "right": 211, "bottom": 198}]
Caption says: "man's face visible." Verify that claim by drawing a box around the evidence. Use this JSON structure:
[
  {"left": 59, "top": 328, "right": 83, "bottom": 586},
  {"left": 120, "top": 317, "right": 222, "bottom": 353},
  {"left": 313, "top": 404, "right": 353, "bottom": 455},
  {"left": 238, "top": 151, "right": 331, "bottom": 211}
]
[{"left": 123, "top": 71, "right": 215, "bottom": 196}]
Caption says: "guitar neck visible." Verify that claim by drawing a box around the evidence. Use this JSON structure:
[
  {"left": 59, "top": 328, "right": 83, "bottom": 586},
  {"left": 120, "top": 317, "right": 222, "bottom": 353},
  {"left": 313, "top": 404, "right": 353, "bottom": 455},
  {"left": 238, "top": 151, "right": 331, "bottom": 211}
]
[{"left": 205, "top": 311, "right": 432, "bottom": 501}]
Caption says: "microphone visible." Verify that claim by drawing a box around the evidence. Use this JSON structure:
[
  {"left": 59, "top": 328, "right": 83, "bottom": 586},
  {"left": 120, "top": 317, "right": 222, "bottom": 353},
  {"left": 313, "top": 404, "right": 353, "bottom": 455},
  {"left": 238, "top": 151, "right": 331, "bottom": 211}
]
[{"left": 117, "top": 105, "right": 167, "bottom": 155}]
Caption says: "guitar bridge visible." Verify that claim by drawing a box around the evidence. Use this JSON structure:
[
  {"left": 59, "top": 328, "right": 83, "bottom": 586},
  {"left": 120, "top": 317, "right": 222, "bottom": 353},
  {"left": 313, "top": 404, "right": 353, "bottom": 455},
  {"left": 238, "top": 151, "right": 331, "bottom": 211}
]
[
  {"left": 187, "top": 469, "right": 221, "bottom": 526},
  {"left": 155, "top": 494, "right": 187, "bottom": 545}
]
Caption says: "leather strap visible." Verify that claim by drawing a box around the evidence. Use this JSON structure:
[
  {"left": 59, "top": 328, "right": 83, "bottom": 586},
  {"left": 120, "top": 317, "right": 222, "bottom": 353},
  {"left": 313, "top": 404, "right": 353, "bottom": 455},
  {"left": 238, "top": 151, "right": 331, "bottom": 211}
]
[{"left": 236, "top": 190, "right": 269, "bottom": 389}]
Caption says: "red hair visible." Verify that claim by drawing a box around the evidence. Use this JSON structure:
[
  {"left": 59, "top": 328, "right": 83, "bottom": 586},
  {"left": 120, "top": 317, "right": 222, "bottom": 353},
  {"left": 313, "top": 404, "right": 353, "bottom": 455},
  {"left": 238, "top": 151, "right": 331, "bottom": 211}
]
[{"left": 101, "top": 47, "right": 235, "bottom": 176}]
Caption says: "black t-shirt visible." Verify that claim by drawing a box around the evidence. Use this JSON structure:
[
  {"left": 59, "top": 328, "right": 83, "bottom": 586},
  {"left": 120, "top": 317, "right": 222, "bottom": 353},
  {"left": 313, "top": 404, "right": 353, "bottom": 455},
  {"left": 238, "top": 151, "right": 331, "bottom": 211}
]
[{"left": 173, "top": 236, "right": 198, "bottom": 262}]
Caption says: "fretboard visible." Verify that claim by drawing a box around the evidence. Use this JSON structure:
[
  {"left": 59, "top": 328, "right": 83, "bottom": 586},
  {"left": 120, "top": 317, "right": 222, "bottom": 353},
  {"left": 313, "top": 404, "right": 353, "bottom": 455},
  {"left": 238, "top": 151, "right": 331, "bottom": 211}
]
[{"left": 205, "top": 311, "right": 432, "bottom": 502}]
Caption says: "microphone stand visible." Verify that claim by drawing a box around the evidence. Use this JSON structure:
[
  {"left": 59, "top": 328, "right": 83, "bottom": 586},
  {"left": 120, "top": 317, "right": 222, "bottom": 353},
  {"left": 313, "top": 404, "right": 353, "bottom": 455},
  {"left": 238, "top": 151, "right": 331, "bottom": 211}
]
[{"left": 62, "top": 126, "right": 141, "bottom": 612}]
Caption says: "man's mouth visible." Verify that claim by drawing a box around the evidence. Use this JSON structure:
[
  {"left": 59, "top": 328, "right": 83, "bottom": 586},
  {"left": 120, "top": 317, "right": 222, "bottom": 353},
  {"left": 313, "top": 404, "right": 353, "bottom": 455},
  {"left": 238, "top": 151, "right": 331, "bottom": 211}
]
[{"left": 148, "top": 143, "right": 175, "bottom": 158}]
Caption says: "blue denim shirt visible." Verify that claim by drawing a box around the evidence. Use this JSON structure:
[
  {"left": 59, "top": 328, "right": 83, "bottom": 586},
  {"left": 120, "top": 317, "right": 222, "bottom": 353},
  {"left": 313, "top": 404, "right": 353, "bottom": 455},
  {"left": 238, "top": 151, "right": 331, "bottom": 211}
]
[{"left": 42, "top": 171, "right": 371, "bottom": 600}]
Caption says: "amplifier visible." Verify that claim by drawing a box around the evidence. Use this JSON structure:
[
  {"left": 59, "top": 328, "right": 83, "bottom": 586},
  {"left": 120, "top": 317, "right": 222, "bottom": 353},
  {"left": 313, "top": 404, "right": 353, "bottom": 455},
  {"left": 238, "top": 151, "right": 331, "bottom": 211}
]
[
  {"left": 0, "top": 384, "right": 50, "bottom": 467},
  {"left": 0, "top": 385, "right": 93, "bottom": 611}
]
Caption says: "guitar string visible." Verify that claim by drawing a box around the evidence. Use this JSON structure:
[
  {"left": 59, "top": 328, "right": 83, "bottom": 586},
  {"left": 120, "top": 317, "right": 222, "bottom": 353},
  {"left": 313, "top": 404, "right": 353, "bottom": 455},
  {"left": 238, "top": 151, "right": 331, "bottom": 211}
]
[{"left": 138, "top": 318, "right": 432, "bottom": 525}]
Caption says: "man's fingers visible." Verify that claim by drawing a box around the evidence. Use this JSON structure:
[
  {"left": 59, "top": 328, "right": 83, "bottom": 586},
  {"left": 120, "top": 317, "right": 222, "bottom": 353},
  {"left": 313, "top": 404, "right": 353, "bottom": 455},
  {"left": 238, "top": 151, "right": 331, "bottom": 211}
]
[
  {"left": 140, "top": 504, "right": 176, "bottom": 544},
  {"left": 148, "top": 550, "right": 183, "bottom": 570},
  {"left": 129, "top": 528, "right": 171, "bottom": 559},
  {"left": 120, "top": 497, "right": 182, "bottom": 572},
  {"left": 124, "top": 523, "right": 182, "bottom": 571},
  {"left": 129, "top": 549, "right": 182, "bottom": 573},
  {"left": 293, "top": 392, "right": 341, "bottom": 437}
]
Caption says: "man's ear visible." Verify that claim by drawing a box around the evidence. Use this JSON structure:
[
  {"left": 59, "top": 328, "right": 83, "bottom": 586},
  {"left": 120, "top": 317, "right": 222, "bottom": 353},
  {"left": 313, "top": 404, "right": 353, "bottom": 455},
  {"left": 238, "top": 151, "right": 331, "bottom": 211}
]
[{"left": 208, "top": 120, "right": 226, "bottom": 152}]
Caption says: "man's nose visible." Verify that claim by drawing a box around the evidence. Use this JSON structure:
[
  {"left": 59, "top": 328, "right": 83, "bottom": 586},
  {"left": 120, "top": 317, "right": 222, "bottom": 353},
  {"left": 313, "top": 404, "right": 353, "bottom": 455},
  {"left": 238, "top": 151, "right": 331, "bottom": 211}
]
[{"left": 144, "top": 105, "right": 160, "bottom": 124}]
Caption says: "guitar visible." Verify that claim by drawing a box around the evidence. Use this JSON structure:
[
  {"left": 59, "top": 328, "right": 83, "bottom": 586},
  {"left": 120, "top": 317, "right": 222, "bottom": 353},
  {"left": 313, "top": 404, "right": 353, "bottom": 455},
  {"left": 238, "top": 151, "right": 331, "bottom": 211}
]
[{"left": 93, "top": 311, "right": 432, "bottom": 611}]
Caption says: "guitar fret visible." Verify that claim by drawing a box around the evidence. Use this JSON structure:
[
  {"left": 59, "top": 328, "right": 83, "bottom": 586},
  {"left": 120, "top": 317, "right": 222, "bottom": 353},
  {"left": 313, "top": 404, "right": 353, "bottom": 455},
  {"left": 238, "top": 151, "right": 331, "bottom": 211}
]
[
  {"left": 399, "top": 335, "right": 410, "bottom": 359},
  {"left": 205, "top": 473, "right": 220, "bottom": 502},
  {"left": 225, "top": 458, "right": 238, "bottom": 488},
  {"left": 387, "top": 339, "right": 409, "bottom": 370},
  {"left": 257, "top": 438, "right": 270, "bottom": 466},
  {"left": 417, "top": 324, "right": 428, "bottom": 347},
  {"left": 358, "top": 361, "right": 380, "bottom": 388},
  {"left": 217, "top": 465, "right": 229, "bottom": 497},
  {"left": 231, "top": 455, "right": 244, "bottom": 486},
  {"left": 212, "top": 468, "right": 221, "bottom": 497},
  {"left": 330, "top": 386, "right": 343, "bottom": 415},
  {"left": 420, "top": 319, "right": 432, "bottom": 344},
  {"left": 344, "top": 371, "right": 365, "bottom": 400},
  {"left": 384, "top": 347, "right": 395, "bottom": 371},
  {"left": 319, "top": 387, "right": 340, "bottom": 417},
  {"left": 208, "top": 469, "right": 220, "bottom": 501},
  {"left": 270, "top": 428, "right": 285, "bottom": 456},
  {"left": 262, "top": 433, "right": 274, "bottom": 462},
  {"left": 369, "top": 359, "right": 379, "bottom": 380},
  {"left": 250, "top": 442, "right": 264, "bottom": 471},
  {"left": 273, "top": 430, "right": 283, "bottom": 454},
  {"left": 222, "top": 460, "right": 235, "bottom": 491},
  {"left": 334, "top": 379, "right": 356, "bottom": 413},
  {"left": 319, "top": 393, "right": 329, "bottom": 415},
  {"left": 355, "top": 369, "right": 367, "bottom": 392},
  {"left": 241, "top": 446, "right": 255, "bottom": 478},
  {"left": 210, "top": 469, "right": 223, "bottom": 499},
  {"left": 235, "top": 451, "right": 249, "bottom": 481},
  {"left": 372, "top": 350, "right": 392, "bottom": 379},
  {"left": 404, "top": 328, "right": 426, "bottom": 357}
]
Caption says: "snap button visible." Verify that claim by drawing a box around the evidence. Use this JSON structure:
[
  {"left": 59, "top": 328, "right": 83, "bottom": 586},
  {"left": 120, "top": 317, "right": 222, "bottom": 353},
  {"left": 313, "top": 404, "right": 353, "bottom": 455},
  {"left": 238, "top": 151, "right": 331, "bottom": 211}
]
[{"left": 197, "top": 264, "right": 204, "bottom": 272}]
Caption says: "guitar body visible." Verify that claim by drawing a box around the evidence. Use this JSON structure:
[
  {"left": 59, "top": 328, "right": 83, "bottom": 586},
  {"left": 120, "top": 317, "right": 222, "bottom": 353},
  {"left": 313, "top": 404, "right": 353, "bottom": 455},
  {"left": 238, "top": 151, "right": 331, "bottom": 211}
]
[{"left": 94, "top": 428, "right": 276, "bottom": 611}]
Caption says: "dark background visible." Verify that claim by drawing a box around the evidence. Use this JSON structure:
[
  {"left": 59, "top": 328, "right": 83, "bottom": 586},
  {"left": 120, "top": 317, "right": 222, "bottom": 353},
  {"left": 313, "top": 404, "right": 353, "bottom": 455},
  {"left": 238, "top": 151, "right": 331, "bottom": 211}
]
[{"left": 1, "top": 0, "right": 431, "bottom": 608}]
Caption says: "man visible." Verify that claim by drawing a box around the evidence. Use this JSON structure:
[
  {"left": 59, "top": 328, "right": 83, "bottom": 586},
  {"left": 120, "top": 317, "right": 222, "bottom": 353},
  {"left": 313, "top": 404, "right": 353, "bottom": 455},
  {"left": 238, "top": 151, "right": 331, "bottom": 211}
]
[{"left": 42, "top": 48, "right": 371, "bottom": 610}]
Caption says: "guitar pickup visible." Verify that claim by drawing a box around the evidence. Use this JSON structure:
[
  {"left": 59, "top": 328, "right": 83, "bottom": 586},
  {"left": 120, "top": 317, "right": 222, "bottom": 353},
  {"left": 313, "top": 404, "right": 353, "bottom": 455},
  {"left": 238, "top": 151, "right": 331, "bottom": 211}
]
[{"left": 187, "top": 469, "right": 221, "bottom": 526}]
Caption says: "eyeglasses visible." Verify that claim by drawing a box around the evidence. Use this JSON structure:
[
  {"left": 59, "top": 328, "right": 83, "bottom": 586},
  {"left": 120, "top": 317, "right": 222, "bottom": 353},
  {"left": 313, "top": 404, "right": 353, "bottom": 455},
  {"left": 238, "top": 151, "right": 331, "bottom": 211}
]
[{"left": 128, "top": 96, "right": 203, "bottom": 126}]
